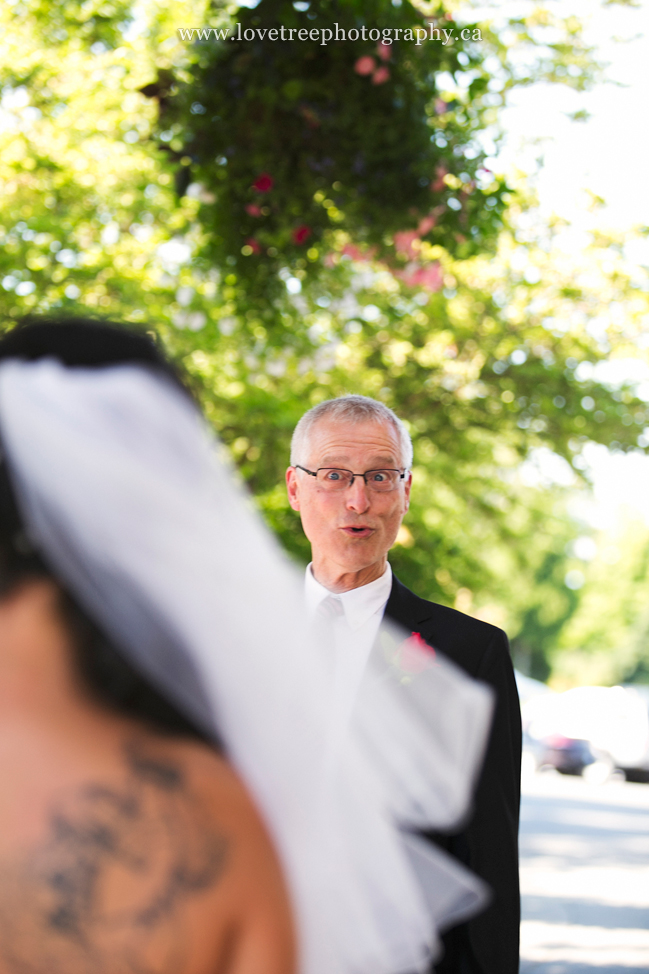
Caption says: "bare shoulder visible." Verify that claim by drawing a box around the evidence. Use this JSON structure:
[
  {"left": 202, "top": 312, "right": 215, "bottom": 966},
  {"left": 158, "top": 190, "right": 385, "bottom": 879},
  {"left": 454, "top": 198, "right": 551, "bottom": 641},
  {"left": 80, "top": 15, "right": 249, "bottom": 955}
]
[
  {"left": 152, "top": 734, "right": 287, "bottom": 888},
  {"left": 128, "top": 733, "right": 298, "bottom": 974},
  {"left": 0, "top": 729, "right": 295, "bottom": 974},
  {"left": 159, "top": 733, "right": 262, "bottom": 823}
]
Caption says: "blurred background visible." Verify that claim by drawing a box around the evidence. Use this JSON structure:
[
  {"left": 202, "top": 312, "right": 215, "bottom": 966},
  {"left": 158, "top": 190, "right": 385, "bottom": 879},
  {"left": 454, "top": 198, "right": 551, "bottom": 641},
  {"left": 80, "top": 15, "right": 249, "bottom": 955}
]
[
  {"left": 4, "top": 0, "right": 649, "bottom": 693},
  {"left": 0, "top": 0, "right": 649, "bottom": 974},
  {"left": 3, "top": 1, "right": 649, "bottom": 969}
]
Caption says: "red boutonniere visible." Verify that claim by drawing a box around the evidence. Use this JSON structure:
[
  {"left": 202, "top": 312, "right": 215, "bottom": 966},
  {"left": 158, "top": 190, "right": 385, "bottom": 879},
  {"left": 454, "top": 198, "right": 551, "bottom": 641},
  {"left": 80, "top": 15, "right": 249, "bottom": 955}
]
[{"left": 396, "top": 631, "right": 436, "bottom": 673}]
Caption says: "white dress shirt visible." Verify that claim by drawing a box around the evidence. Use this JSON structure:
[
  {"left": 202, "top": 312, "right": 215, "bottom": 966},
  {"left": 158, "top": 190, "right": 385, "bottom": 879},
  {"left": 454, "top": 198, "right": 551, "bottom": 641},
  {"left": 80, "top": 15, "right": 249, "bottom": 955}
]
[{"left": 305, "top": 562, "right": 393, "bottom": 724}]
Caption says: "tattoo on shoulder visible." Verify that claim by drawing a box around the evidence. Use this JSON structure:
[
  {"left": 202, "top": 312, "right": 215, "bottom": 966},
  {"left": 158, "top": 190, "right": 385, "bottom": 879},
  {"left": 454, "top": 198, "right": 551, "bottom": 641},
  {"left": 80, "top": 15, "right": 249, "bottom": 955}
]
[{"left": 0, "top": 738, "right": 229, "bottom": 973}]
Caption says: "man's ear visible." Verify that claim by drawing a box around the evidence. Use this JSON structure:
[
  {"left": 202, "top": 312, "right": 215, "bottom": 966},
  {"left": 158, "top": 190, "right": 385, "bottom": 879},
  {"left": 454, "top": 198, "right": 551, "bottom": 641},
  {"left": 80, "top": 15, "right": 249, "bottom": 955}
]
[
  {"left": 403, "top": 471, "right": 412, "bottom": 513},
  {"left": 286, "top": 467, "right": 301, "bottom": 511}
]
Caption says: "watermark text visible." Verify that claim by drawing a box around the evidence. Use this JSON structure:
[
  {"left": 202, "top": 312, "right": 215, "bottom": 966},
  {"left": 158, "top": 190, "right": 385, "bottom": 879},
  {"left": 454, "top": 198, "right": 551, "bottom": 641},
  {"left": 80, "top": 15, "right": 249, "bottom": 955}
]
[{"left": 177, "top": 24, "right": 482, "bottom": 46}]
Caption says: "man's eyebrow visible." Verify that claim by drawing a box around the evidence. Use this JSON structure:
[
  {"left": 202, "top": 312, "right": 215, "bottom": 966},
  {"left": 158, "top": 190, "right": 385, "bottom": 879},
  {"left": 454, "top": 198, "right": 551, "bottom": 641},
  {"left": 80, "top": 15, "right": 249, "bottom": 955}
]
[{"left": 319, "top": 455, "right": 350, "bottom": 465}]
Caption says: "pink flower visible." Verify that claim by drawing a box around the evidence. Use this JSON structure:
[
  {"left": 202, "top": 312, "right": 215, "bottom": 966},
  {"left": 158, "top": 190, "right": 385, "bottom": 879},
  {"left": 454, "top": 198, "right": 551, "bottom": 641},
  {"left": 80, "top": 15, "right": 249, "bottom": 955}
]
[
  {"left": 417, "top": 213, "right": 436, "bottom": 235},
  {"left": 341, "top": 243, "right": 377, "bottom": 262},
  {"left": 376, "top": 41, "right": 392, "bottom": 62},
  {"left": 396, "top": 632, "right": 436, "bottom": 674},
  {"left": 252, "top": 172, "right": 273, "bottom": 193},
  {"left": 292, "top": 225, "right": 311, "bottom": 245},
  {"left": 341, "top": 243, "right": 367, "bottom": 262},
  {"left": 372, "top": 66, "right": 390, "bottom": 85},
  {"left": 398, "top": 262, "right": 443, "bottom": 292},
  {"left": 354, "top": 56, "right": 376, "bottom": 76},
  {"left": 435, "top": 98, "right": 448, "bottom": 115},
  {"left": 394, "top": 230, "right": 419, "bottom": 259},
  {"left": 410, "top": 632, "right": 433, "bottom": 652},
  {"left": 245, "top": 204, "right": 262, "bottom": 217},
  {"left": 244, "top": 237, "right": 261, "bottom": 254},
  {"left": 431, "top": 165, "right": 448, "bottom": 193}
]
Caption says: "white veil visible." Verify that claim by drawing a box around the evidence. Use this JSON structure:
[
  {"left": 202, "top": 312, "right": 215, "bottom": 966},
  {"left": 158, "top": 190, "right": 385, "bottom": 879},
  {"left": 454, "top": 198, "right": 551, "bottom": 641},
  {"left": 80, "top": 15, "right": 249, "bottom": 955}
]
[{"left": 0, "top": 358, "right": 493, "bottom": 974}]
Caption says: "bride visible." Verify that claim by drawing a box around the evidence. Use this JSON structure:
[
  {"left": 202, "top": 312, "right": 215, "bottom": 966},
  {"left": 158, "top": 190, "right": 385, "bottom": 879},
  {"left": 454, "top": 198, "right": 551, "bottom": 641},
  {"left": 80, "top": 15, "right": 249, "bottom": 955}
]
[{"left": 0, "top": 316, "right": 492, "bottom": 974}]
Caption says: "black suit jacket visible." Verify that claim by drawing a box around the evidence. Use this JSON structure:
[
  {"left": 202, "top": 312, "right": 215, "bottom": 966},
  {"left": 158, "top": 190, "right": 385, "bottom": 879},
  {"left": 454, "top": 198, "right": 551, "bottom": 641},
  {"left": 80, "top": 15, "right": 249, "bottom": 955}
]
[{"left": 384, "top": 576, "right": 521, "bottom": 974}]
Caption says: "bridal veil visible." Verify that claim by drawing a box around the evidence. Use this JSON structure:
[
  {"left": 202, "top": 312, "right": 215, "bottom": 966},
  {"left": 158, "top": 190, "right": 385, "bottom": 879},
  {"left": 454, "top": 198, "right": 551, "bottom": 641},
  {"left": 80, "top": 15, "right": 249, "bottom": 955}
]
[{"left": 0, "top": 351, "right": 493, "bottom": 974}]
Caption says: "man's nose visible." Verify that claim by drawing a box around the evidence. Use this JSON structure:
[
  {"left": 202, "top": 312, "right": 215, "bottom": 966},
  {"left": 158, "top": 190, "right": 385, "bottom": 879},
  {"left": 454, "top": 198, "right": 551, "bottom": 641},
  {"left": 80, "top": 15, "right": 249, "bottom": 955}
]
[{"left": 345, "top": 475, "right": 371, "bottom": 512}]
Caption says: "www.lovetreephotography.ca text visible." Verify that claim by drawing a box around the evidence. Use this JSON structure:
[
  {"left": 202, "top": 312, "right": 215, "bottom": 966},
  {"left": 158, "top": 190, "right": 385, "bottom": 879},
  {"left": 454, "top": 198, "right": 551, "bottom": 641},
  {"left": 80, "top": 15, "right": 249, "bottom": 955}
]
[{"left": 177, "top": 24, "right": 483, "bottom": 46}]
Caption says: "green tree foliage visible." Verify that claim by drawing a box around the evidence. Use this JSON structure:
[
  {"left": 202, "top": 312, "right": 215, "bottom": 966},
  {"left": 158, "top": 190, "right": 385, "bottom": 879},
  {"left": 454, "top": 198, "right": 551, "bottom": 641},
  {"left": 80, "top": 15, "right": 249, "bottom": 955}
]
[
  {"left": 170, "top": 216, "right": 649, "bottom": 632},
  {"left": 146, "top": 0, "right": 509, "bottom": 306},
  {"left": 550, "top": 518, "right": 649, "bottom": 687},
  {"left": 144, "top": 0, "right": 599, "bottom": 327},
  {"left": 2, "top": 0, "right": 649, "bottom": 681}
]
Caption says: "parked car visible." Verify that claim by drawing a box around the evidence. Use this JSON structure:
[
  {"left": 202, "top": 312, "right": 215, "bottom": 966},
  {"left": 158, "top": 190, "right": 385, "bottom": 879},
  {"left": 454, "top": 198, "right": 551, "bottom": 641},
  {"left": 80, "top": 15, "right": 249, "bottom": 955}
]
[
  {"left": 613, "top": 685, "right": 649, "bottom": 782},
  {"left": 521, "top": 682, "right": 649, "bottom": 782},
  {"left": 515, "top": 672, "right": 596, "bottom": 776},
  {"left": 524, "top": 731, "right": 596, "bottom": 776}
]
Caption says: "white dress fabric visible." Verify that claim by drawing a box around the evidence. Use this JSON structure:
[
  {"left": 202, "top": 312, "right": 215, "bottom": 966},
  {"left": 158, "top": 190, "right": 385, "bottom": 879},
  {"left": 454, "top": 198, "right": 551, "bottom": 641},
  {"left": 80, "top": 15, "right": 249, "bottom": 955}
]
[{"left": 0, "top": 359, "right": 493, "bottom": 974}]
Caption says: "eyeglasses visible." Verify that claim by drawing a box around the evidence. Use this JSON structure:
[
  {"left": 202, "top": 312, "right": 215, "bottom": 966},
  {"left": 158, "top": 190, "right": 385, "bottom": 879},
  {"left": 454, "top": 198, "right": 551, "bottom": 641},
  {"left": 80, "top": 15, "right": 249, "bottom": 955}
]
[{"left": 295, "top": 465, "right": 407, "bottom": 492}]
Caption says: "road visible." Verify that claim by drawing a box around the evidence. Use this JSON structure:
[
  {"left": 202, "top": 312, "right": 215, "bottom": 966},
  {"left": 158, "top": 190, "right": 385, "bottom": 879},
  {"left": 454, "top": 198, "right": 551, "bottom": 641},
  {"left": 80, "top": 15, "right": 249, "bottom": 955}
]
[{"left": 520, "top": 769, "right": 649, "bottom": 973}]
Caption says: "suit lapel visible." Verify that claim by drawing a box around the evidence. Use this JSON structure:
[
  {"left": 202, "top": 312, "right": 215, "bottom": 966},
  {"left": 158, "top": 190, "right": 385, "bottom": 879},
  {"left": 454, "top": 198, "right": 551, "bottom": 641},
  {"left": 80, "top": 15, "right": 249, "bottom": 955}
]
[{"left": 384, "top": 574, "right": 434, "bottom": 631}]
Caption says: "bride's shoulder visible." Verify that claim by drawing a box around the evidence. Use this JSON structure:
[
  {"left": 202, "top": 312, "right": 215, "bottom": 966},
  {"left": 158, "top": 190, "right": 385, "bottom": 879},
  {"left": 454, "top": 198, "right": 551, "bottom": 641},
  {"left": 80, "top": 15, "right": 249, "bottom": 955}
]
[{"left": 137, "top": 732, "right": 297, "bottom": 972}]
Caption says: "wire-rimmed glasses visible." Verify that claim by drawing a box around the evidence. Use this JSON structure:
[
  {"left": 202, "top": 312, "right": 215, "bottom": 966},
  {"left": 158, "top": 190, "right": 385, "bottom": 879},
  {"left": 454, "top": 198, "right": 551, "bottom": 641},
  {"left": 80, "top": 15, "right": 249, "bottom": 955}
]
[{"left": 295, "top": 465, "right": 406, "bottom": 492}]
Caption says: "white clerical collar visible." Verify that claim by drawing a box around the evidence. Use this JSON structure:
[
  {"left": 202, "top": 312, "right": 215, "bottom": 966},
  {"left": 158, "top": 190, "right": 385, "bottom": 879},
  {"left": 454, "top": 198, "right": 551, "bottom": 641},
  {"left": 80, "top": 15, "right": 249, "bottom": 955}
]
[{"left": 304, "top": 562, "right": 393, "bottom": 632}]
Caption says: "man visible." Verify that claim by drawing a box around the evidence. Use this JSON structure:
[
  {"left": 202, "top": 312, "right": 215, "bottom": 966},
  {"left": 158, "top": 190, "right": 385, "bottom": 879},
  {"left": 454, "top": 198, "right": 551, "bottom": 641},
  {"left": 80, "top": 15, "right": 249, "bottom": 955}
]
[{"left": 286, "top": 394, "right": 521, "bottom": 974}]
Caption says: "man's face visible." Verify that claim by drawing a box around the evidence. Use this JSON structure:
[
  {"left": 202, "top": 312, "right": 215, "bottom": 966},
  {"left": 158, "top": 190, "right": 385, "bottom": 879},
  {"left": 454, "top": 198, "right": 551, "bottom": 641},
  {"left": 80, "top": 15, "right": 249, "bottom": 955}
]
[{"left": 286, "top": 418, "right": 412, "bottom": 585}]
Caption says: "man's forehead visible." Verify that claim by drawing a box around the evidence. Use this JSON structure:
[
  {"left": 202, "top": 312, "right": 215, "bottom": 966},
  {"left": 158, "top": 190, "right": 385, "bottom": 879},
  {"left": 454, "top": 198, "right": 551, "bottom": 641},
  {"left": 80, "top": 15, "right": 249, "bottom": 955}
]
[{"left": 308, "top": 417, "right": 400, "bottom": 459}]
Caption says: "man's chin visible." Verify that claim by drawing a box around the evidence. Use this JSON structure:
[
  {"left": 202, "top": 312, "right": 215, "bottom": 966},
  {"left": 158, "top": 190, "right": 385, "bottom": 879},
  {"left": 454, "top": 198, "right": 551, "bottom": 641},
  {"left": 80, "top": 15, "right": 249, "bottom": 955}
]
[{"left": 334, "top": 544, "right": 382, "bottom": 574}]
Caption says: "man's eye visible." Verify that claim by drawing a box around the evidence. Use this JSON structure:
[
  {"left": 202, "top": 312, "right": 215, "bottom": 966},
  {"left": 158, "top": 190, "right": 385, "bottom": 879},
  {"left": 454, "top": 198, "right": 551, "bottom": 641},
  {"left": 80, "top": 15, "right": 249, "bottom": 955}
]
[
  {"left": 325, "top": 470, "right": 342, "bottom": 480},
  {"left": 371, "top": 471, "right": 388, "bottom": 482}
]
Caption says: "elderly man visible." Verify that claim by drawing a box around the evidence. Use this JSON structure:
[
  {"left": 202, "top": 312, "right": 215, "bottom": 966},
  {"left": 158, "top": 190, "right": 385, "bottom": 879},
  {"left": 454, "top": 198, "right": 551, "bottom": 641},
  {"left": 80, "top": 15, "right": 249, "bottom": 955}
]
[{"left": 286, "top": 394, "right": 521, "bottom": 974}]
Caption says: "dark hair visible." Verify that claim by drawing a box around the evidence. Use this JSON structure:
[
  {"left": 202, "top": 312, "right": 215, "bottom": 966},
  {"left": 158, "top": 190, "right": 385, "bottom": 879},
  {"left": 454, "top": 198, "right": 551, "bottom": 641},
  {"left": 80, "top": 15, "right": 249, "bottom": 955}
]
[
  {"left": 0, "top": 316, "right": 210, "bottom": 743},
  {"left": 0, "top": 314, "right": 189, "bottom": 387}
]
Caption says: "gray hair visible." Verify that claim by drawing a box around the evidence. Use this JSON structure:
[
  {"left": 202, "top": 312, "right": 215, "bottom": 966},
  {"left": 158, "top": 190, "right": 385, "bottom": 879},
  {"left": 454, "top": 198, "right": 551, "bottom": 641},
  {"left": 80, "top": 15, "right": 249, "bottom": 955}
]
[{"left": 290, "top": 395, "right": 413, "bottom": 468}]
